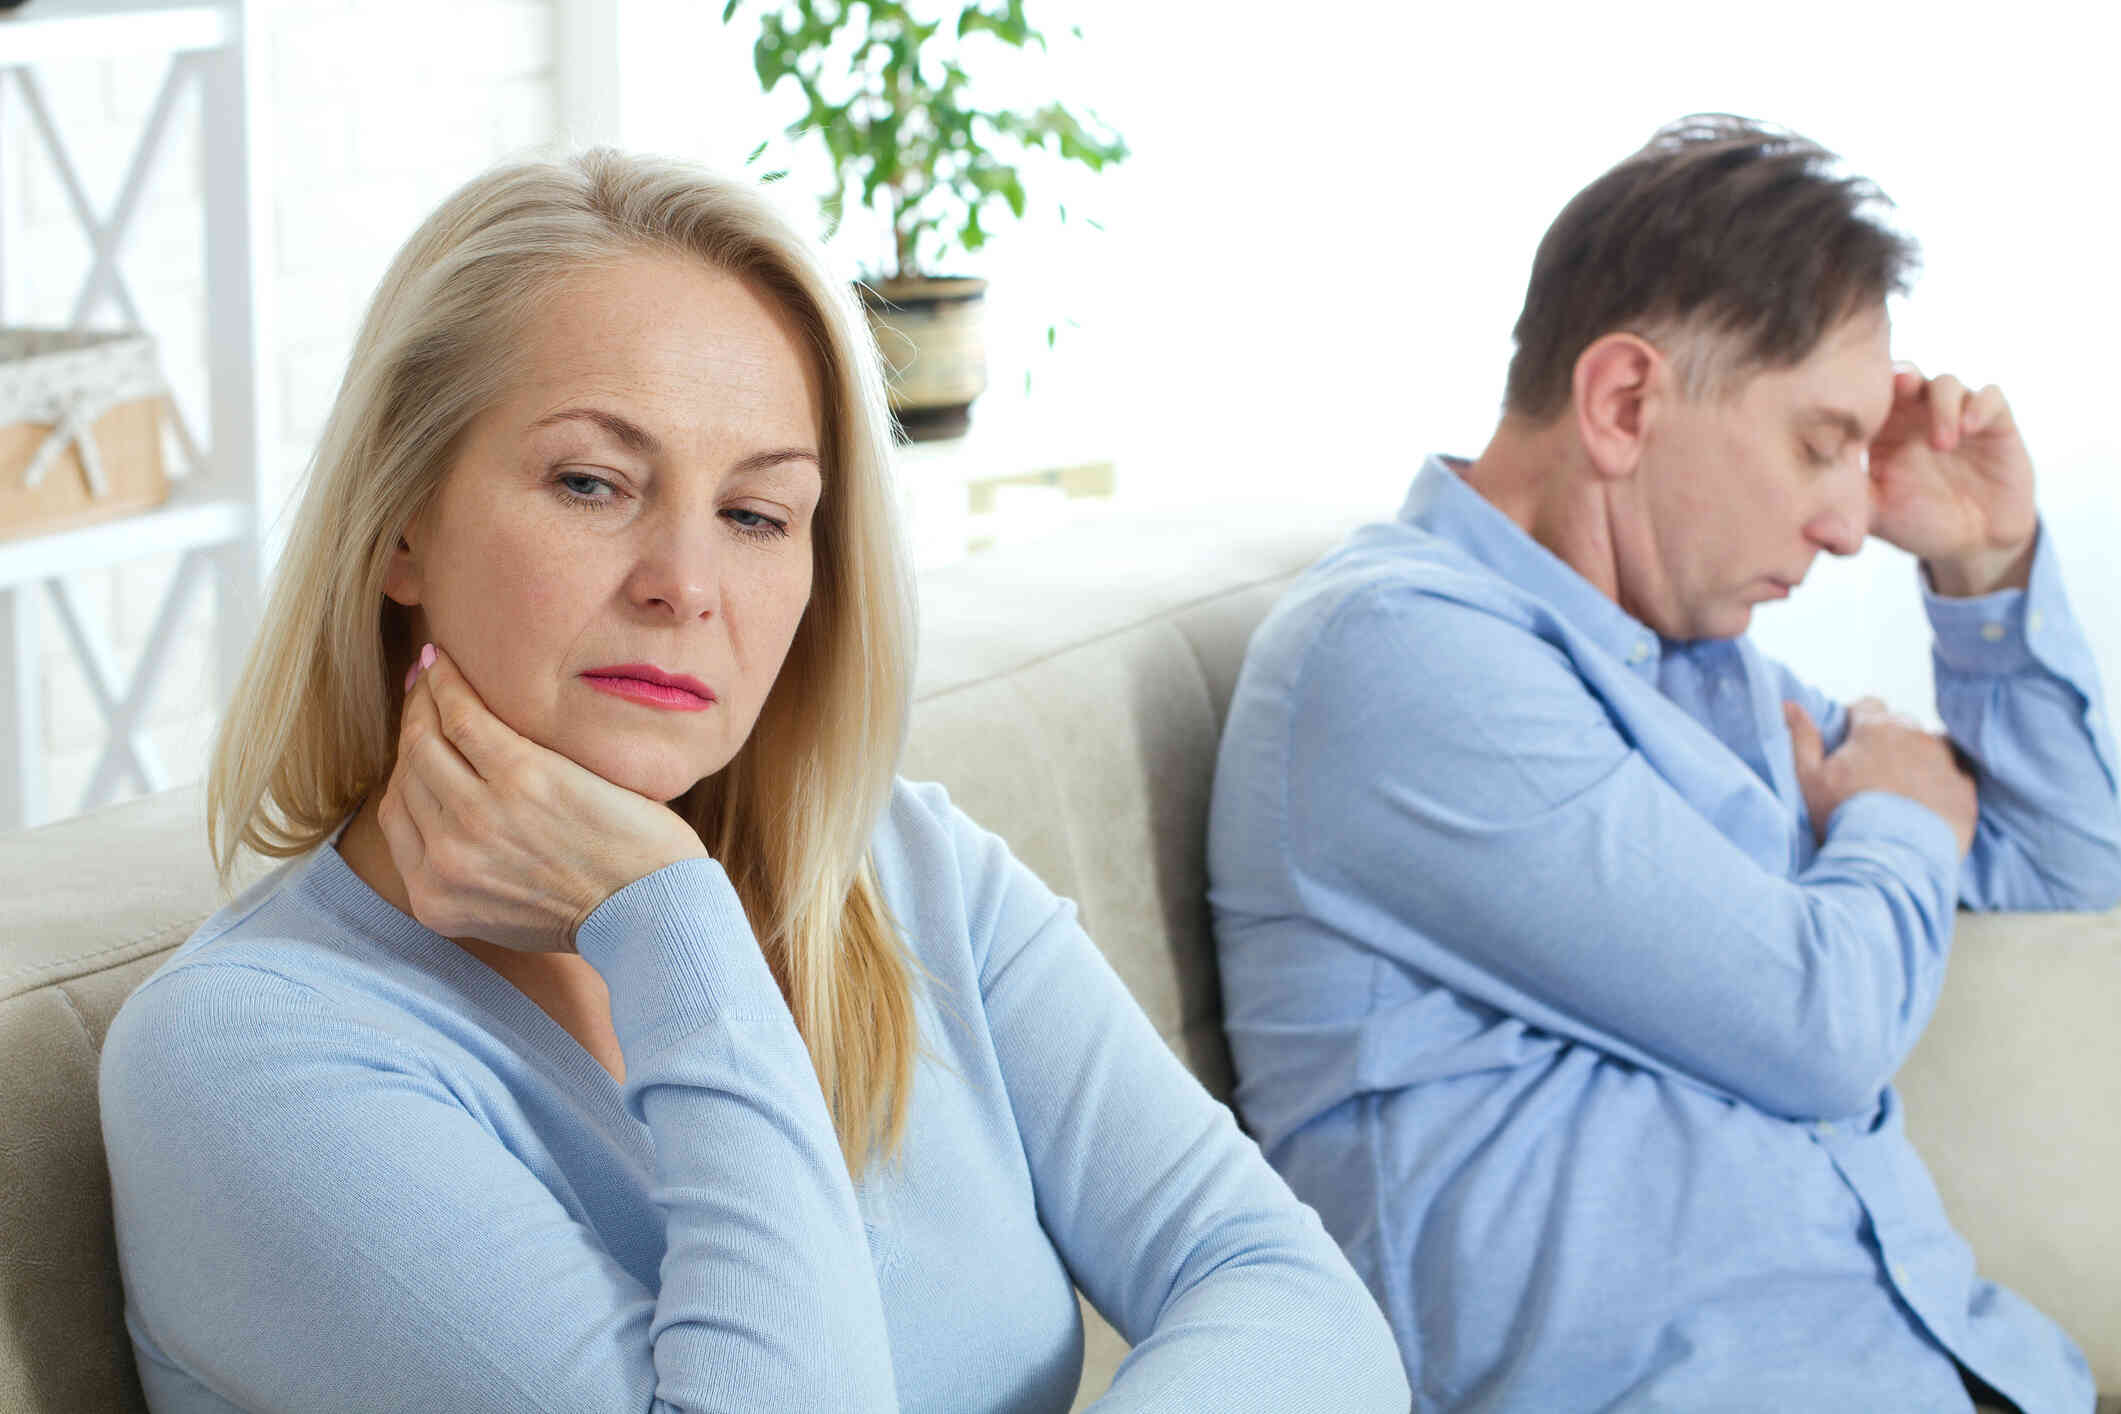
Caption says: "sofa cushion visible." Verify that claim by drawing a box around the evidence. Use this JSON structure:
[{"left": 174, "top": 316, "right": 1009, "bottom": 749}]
[{"left": 0, "top": 787, "right": 225, "bottom": 1413}]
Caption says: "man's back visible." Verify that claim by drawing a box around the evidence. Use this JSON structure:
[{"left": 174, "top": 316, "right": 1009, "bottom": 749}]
[{"left": 1208, "top": 456, "right": 2118, "bottom": 1412}]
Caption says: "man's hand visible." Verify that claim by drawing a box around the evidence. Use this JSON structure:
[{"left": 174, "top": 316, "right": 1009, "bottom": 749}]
[
  {"left": 1867, "top": 365, "right": 2037, "bottom": 597},
  {"left": 1784, "top": 698, "right": 1977, "bottom": 857},
  {"left": 376, "top": 643, "right": 711, "bottom": 953}
]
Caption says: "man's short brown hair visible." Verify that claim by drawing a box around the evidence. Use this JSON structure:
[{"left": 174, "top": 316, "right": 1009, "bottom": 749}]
[{"left": 1502, "top": 114, "right": 1920, "bottom": 422}]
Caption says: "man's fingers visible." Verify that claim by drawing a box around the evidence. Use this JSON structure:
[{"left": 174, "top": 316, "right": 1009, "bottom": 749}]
[
  {"left": 1847, "top": 695, "right": 1890, "bottom": 724},
  {"left": 1783, "top": 701, "right": 1824, "bottom": 775},
  {"left": 1961, "top": 383, "right": 2009, "bottom": 439},
  {"left": 417, "top": 645, "right": 517, "bottom": 782},
  {"left": 1925, "top": 374, "right": 1968, "bottom": 452}
]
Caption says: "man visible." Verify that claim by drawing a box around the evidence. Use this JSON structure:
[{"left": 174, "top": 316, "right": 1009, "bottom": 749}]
[{"left": 1207, "top": 114, "right": 2121, "bottom": 1413}]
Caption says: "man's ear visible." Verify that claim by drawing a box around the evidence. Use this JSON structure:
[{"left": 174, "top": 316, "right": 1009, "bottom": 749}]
[
  {"left": 381, "top": 526, "right": 422, "bottom": 608},
  {"left": 1570, "top": 332, "right": 1663, "bottom": 481}
]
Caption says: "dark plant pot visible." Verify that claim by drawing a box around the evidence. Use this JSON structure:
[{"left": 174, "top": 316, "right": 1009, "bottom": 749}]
[{"left": 858, "top": 276, "right": 988, "bottom": 443}]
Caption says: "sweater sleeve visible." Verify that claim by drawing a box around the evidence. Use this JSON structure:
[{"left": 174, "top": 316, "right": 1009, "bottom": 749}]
[
  {"left": 923, "top": 787, "right": 1408, "bottom": 1411},
  {"left": 99, "top": 857, "right": 895, "bottom": 1414}
]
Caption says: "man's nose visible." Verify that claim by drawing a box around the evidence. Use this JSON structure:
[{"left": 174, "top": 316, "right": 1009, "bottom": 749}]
[
  {"left": 1809, "top": 462, "right": 1870, "bottom": 557},
  {"left": 625, "top": 504, "right": 721, "bottom": 620}
]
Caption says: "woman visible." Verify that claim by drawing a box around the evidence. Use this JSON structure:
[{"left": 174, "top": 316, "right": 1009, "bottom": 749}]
[{"left": 97, "top": 149, "right": 1407, "bottom": 1412}]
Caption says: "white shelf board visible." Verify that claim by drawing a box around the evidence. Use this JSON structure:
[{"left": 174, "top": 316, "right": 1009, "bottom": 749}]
[
  {"left": 894, "top": 412, "right": 1114, "bottom": 489},
  {"left": 0, "top": 0, "right": 231, "bottom": 65},
  {"left": 0, "top": 479, "right": 248, "bottom": 586}
]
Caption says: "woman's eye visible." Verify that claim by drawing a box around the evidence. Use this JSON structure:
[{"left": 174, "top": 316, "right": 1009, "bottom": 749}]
[
  {"left": 554, "top": 472, "right": 617, "bottom": 507},
  {"left": 723, "top": 507, "right": 790, "bottom": 539}
]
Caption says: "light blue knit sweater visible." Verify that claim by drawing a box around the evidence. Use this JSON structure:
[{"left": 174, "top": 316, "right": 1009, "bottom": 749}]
[{"left": 100, "top": 778, "right": 1407, "bottom": 1411}]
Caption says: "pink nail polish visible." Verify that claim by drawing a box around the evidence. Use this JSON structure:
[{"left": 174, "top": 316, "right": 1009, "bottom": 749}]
[{"left": 403, "top": 643, "right": 436, "bottom": 693}]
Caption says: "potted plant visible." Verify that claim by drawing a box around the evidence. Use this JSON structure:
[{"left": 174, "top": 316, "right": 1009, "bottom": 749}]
[{"left": 723, "top": 0, "right": 1127, "bottom": 441}]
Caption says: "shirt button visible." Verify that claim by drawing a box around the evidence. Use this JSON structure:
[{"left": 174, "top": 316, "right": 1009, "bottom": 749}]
[
  {"left": 1892, "top": 1263, "right": 1910, "bottom": 1285},
  {"left": 1979, "top": 622, "right": 2007, "bottom": 643},
  {"left": 1813, "top": 1121, "right": 1836, "bottom": 1138},
  {"left": 2028, "top": 610, "right": 2044, "bottom": 633},
  {"left": 1628, "top": 639, "right": 1653, "bottom": 665}
]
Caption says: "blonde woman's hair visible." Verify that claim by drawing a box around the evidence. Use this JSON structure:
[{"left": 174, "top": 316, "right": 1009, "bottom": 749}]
[{"left": 207, "top": 149, "right": 921, "bottom": 1179}]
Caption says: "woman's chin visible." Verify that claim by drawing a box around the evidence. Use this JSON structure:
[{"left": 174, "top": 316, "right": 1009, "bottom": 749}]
[{"left": 567, "top": 741, "right": 711, "bottom": 807}]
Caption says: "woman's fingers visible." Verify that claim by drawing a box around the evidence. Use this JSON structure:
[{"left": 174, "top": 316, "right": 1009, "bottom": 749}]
[
  {"left": 375, "top": 771, "right": 425, "bottom": 877},
  {"left": 397, "top": 741, "right": 452, "bottom": 835},
  {"left": 400, "top": 655, "right": 487, "bottom": 805},
  {"left": 417, "top": 646, "right": 519, "bottom": 783}
]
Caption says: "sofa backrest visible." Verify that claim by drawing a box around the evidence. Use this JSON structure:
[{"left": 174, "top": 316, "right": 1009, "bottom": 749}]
[
  {"left": 0, "top": 500, "right": 1368, "bottom": 1412},
  {"left": 8, "top": 496, "right": 2119, "bottom": 1407}
]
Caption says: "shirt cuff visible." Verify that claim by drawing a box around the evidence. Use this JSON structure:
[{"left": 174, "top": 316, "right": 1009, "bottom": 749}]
[
  {"left": 575, "top": 857, "right": 789, "bottom": 1058},
  {"left": 1921, "top": 523, "right": 2062, "bottom": 677}
]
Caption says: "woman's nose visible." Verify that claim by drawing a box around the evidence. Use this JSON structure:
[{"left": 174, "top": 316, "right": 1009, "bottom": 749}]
[{"left": 623, "top": 505, "right": 721, "bottom": 620}]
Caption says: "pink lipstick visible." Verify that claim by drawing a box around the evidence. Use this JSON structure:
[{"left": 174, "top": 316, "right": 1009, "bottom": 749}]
[{"left": 579, "top": 663, "right": 716, "bottom": 712}]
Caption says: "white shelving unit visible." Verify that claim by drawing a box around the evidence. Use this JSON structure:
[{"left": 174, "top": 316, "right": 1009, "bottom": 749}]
[{"left": 0, "top": 0, "right": 273, "bottom": 830}]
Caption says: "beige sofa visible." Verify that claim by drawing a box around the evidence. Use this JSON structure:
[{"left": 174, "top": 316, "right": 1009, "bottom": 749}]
[{"left": 3, "top": 501, "right": 2117, "bottom": 1412}]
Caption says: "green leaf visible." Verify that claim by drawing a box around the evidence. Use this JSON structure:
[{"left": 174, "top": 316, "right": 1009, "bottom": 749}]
[{"left": 726, "top": 0, "right": 1126, "bottom": 279}]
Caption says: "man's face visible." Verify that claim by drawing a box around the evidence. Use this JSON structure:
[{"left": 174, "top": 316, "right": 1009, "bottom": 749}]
[{"left": 1619, "top": 306, "right": 1895, "bottom": 641}]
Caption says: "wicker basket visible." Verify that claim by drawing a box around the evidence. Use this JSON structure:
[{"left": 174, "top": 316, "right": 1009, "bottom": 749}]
[{"left": 0, "top": 328, "right": 169, "bottom": 542}]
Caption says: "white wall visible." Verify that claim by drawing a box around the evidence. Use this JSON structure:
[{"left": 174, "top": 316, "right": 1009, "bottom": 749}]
[
  {"left": 968, "top": 0, "right": 2121, "bottom": 719},
  {"left": 9, "top": 0, "right": 557, "bottom": 820},
  {"left": 14, "top": 0, "right": 2119, "bottom": 822}
]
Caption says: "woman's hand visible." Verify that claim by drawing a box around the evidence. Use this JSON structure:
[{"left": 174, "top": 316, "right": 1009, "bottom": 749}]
[{"left": 376, "top": 643, "right": 710, "bottom": 953}]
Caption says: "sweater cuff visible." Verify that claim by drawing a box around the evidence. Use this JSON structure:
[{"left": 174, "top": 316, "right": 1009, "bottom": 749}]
[{"left": 575, "top": 858, "right": 789, "bottom": 1058}]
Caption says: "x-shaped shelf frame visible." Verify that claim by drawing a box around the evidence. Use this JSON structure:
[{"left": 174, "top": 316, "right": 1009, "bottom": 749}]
[{"left": 0, "top": 2, "right": 272, "bottom": 831}]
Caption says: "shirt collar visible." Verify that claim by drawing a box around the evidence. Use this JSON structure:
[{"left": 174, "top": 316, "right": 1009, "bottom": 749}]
[{"left": 1400, "top": 454, "right": 1663, "bottom": 676}]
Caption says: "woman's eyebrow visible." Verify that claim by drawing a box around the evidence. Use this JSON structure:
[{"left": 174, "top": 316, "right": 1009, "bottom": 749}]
[
  {"left": 528, "top": 406, "right": 659, "bottom": 454},
  {"left": 734, "top": 448, "right": 821, "bottom": 477},
  {"left": 527, "top": 409, "right": 816, "bottom": 477}
]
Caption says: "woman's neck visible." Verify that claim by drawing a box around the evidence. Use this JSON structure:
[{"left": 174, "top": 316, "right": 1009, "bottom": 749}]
[
  {"left": 335, "top": 793, "right": 624, "bottom": 1081},
  {"left": 333, "top": 794, "right": 415, "bottom": 916}
]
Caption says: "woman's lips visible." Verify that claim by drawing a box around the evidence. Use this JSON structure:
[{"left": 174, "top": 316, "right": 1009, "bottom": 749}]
[{"left": 580, "top": 671, "right": 715, "bottom": 712}]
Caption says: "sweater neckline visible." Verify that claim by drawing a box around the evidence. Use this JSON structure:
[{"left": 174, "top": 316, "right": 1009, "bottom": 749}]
[{"left": 294, "top": 825, "right": 641, "bottom": 1136}]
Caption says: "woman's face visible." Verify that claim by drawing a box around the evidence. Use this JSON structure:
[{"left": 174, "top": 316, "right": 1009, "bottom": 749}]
[{"left": 385, "top": 253, "right": 825, "bottom": 803}]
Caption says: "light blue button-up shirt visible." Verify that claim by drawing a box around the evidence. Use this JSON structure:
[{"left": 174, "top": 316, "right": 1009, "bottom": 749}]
[{"left": 1209, "top": 454, "right": 2121, "bottom": 1413}]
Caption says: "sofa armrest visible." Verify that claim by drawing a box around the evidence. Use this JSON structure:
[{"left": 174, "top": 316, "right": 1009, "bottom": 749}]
[{"left": 1897, "top": 906, "right": 2121, "bottom": 1396}]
